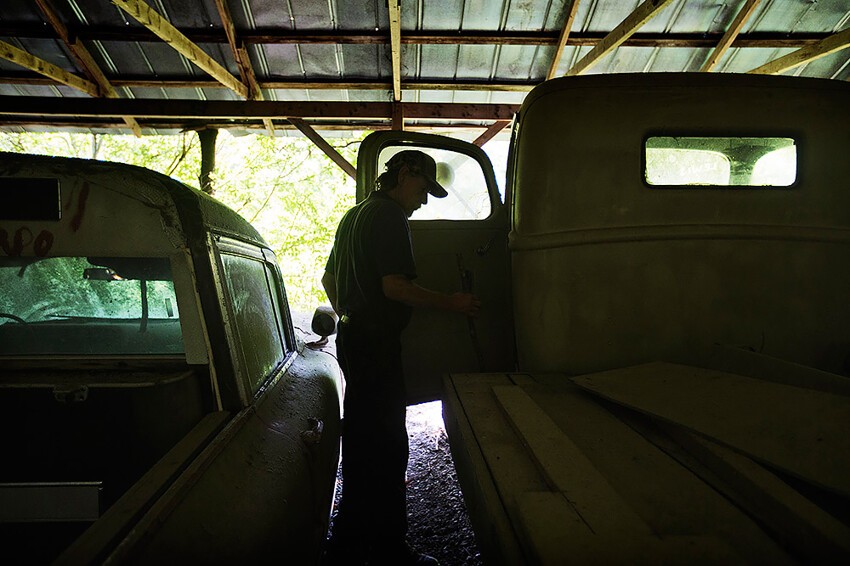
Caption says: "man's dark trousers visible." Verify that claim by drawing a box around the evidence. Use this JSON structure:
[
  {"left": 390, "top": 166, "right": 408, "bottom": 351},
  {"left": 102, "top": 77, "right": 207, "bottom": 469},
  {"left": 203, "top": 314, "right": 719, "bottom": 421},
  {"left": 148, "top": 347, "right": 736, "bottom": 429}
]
[{"left": 332, "top": 318, "right": 409, "bottom": 556}]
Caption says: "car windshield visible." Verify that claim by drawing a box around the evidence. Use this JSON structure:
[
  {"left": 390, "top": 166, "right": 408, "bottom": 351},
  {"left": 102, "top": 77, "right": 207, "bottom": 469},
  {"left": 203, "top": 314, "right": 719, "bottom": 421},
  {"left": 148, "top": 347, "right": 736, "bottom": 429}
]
[{"left": 0, "top": 256, "right": 184, "bottom": 356}]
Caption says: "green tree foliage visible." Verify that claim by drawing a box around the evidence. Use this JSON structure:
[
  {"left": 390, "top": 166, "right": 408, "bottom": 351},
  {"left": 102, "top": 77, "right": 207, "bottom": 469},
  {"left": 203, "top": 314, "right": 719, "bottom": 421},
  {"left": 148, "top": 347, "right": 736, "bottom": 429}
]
[
  {"left": 0, "top": 130, "right": 361, "bottom": 312},
  {"left": 0, "top": 131, "right": 203, "bottom": 185},
  {"left": 211, "top": 133, "right": 360, "bottom": 310}
]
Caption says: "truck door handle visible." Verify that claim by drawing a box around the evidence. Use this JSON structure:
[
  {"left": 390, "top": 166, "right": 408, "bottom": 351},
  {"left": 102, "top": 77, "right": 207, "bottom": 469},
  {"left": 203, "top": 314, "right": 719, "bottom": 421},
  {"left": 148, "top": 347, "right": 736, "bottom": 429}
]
[{"left": 476, "top": 234, "right": 497, "bottom": 256}]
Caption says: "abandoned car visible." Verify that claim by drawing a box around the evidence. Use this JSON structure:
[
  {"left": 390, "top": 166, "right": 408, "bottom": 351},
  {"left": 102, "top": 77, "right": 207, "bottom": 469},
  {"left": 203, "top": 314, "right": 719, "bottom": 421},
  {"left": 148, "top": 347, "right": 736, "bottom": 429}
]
[{"left": 0, "top": 153, "right": 342, "bottom": 564}]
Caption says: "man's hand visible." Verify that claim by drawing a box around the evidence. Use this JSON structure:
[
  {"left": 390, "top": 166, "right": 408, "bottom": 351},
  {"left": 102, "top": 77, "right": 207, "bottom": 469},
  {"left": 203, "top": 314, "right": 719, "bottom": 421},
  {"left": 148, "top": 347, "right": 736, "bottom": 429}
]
[
  {"left": 382, "top": 274, "right": 481, "bottom": 316},
  {"left": 449, "top": 292, "right": 481, "bottom": 317}
]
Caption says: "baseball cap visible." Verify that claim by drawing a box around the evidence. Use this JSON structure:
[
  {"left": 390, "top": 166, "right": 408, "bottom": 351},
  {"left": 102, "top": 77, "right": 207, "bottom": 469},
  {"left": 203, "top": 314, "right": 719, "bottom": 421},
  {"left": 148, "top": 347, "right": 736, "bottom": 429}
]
[{"left": 386, "top": 150, "right": 449, "bottom": 198}]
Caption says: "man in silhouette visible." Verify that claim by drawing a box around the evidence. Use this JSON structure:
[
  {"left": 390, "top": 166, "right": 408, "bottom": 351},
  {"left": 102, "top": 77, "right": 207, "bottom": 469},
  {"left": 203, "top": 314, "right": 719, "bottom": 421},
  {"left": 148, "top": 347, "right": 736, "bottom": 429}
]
[{"left": 322, "top": 150, "right": 480, "bottom": 566}]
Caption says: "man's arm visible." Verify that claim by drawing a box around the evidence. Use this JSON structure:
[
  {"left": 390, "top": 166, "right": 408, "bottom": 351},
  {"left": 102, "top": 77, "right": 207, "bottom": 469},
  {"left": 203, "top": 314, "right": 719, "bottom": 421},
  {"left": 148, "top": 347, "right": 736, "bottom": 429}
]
[
  {"left": 321, "top": 270, "right": 339, "bottom": 314},
  {"left": 382, "top": 274, "right": 480, "bottom": 317}
]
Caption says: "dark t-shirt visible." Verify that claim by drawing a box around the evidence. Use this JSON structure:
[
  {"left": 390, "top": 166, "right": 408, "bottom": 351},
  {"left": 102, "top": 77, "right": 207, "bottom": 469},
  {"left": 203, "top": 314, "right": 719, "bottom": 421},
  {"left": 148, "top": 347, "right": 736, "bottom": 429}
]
[{"left": 326, "top": 191, "right": 416, "bottom": 331}]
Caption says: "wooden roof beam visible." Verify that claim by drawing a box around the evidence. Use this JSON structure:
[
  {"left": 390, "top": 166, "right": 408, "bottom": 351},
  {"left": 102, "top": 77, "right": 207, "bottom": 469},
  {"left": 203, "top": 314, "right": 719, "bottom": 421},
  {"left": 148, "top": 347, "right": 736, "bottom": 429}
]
[
  {"left": 567, "top": 0, "right": 676, "bottom": 76},
  {"left": 748, "top": 26, "right": 850, "bottom": 75},
  {"left": 0, "top": 117, "right": 504, "bottom": 135},
  {"left": 388, "top": 0, "right": 402, "bottom": 102},
  {"left": 0, "top": 74, "right": 537, "bottom": 92},
  {"left": 0, "top": 39, "right": 99, "bottom": 96},
  {"left": 111, "top": 0, "right": 249, "bottom": 98},
  {"left": 0, "top": 25, "right": 835, "bottom": 48},
  {"left": 212, "top": 0, "right": 273, "bottom": 136},
  {"left": 0, "top": 95, "right": 518, "bottom": 121},
  {"left": 700, "top": 0, "right": 761, "bottom": 72},
  {"left": 34, "top": 0, "right": 141, "bottom": 137},
  {"left": 392, "top": 102, "right": 404, "bottom": 131},
  {"left": 547, "top": 0, "right": 581, "bottom": 80},
  {"left": 288, "top": 118, "right": 356, "bottom": 179},
  {"left": 472, "top": 120, "right": 511, "bottom": 147}
]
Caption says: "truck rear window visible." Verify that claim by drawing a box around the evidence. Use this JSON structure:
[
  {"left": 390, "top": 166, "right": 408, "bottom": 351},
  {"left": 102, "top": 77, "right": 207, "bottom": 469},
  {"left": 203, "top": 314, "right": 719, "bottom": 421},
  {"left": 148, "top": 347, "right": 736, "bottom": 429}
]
[
  {"left": 0, "top": 256, "right": 184, "bottom": 356},
  {"left": 645, "top": 136, "right": 797, "bottom": 187}
]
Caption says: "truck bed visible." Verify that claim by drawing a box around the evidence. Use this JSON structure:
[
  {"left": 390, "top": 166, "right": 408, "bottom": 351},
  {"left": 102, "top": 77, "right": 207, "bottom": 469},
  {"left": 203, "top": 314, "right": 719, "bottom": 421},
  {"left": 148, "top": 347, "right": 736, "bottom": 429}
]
[{"left": 443, "top": 366, "right": 850, "bottom": 565}]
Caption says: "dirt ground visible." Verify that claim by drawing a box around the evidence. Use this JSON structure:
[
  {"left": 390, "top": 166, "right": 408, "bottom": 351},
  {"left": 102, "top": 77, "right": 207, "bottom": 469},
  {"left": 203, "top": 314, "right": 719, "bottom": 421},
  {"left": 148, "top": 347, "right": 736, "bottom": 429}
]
[
  {"left": 402, "top": 402, "right": 484, "bottom": 565},
  {"left": 326, "top": 401, "right": 484, "bottom": 565},
  {"left": 298, "top": 313, "right": 484, "bottom": 565}
]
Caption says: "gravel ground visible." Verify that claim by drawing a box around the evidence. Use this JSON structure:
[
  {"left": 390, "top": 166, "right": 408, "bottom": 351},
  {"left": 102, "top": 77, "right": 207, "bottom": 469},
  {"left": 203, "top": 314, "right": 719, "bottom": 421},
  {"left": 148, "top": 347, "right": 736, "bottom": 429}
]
[
  {"left": 325, "top": 401, "right": 484, "bottom": 566},
  {"left": 297, "top": 312, "right": 483, "bottom": 565},
  {"left": 401, "top": 402, "right": 484, "bottom": 565}
]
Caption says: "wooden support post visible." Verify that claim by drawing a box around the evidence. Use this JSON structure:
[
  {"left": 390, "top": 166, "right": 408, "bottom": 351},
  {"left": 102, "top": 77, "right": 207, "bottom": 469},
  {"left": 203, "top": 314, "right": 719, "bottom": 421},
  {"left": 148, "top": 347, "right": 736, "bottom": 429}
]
[
  {"left": 547, "top": 0, "right": 581, "bottom": 80},
  {"left": 392, "top": 102, "right": 404, "bottom": 131},
  {"left": 388, "top": 0, "right": 402, "bottom": 102},
  {"left": 748, "top": 26, "right": 850, "bottom": 75},
  {"left": 288, "top": 118, "right": 357, "bottom": 180},
  {"left": 111, "top": 0, "right": 249, "bottom": 98},
  {"left": 198, "top": 128, "right": 218, "bottom": 194},
  {"left": 213, "top": 0, "right": 274, "bottom": 136},
  {"left": 35, "top": 0, "right": 142, "bottom": 136},
  {"left": 472, "top": 120, "right": 510, "bottom": 147},
  {"left": 700, "top": 0, "right": 761, "bottom": 72},
  {"left": 0, "top": 39, "right": 99, "bottom": 96},
  {"left": 567, "top": 0, "right": 675, "bottom": 76}
]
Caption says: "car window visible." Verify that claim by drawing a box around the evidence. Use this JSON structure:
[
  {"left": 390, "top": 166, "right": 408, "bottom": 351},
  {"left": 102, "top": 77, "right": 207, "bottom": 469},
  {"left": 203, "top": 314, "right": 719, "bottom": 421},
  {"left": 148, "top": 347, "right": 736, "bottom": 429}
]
[
  {"left": 645, "top": 147, "right": 730, "bottom": 185},
  {"left": 220, "top": 253, "right": 286, "bottom": 394},
  {"left": 378, "top": 146, "right": 492, "bottom": 220},
  {"left": 263, "top": 259, "right": 295, "bottom": 356},
  {"left": 645, "top": 136, "right": 797, "bottom": 187},
  {"left": 752, "top": 145, "right": 797, "bottom": 186},
  {"left": 0, "top": 256, "right": 184, "bottom": 355}
]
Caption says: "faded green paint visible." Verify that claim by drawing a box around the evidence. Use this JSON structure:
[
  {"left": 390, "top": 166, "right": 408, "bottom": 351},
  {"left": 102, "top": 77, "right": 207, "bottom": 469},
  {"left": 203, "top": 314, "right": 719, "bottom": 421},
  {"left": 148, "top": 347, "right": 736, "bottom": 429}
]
[{"left": 511, "top": 73, "right": 850, "bottom": 376}]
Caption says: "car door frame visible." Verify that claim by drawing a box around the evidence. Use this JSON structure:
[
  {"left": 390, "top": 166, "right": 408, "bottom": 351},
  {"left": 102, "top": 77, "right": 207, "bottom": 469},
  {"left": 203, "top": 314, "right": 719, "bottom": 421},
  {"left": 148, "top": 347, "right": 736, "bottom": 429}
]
[{"left": 356, "top": 131, "right": 516, "bottom": 404}]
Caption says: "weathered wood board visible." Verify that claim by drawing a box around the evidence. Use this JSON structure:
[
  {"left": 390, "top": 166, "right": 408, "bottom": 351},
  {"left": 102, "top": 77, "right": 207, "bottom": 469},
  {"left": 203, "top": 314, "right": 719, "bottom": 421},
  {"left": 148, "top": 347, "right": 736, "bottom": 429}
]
[
  {"left": 571, "top": 362, "right": 850, "bottom": 497},
  {"left": 443, "top": 372, "right": 794, "bottom": 565}
]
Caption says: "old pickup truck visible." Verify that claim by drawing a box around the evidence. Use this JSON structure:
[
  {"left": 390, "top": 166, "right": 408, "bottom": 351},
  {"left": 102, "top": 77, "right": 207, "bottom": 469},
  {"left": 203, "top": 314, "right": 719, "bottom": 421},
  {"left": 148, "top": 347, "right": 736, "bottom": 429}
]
[
  {"left": 354, "top": 73, "right": 850, "bottom": 564},
  {"left": 0, "top": 154, "right": 341, "bottom": 564}
]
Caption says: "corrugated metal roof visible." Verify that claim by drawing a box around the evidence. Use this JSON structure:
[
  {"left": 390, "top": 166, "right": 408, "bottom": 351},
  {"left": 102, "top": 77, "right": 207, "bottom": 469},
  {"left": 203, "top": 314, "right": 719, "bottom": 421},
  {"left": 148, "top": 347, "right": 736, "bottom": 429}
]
[{"left": 0, "top": 0, "right": 848, "bottom": 136}]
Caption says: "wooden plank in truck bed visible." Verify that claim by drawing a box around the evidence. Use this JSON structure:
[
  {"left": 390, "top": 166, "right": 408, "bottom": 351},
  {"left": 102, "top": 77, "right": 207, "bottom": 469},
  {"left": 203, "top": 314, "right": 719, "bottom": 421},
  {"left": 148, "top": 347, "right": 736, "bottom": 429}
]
[
  {"left": 443, "top": 373, "right": 793, "bottom": 565},
  {"left": 571, "top": 362, "right": 850, "bottom": 497},
  {"left": 492, "top": 384, "right": 652, "bottom": 536},
  {"left": 442, "top": 373, "right": 540, "bottom": 566}
]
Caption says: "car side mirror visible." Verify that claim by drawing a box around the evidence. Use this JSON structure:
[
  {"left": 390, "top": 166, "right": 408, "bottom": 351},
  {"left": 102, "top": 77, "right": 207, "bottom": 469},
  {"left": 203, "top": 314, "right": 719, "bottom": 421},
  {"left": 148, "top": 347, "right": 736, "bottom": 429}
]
[{"left": 311, "top": 305, "right": 338, "bottom": 339}]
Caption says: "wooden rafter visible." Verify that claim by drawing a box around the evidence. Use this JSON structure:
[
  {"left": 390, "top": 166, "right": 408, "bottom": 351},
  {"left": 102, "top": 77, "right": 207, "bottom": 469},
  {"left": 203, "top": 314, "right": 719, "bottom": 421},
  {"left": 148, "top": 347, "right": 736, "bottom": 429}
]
[
  {"left": 748, "top": 27, "right": 850, "bottom": 75},
  {"left": 34, "top": 0, "right": 141, "bottom": 137},
  {"left": 700, "top": 0, "right": 761, "bottom": 72},
  {"left": 0, "top": 25, "right": 836, "bottom": 49},
  {"left": 0, "top": 39, "right": 99, "bottom": 97},
  {"left": 567, "top": 0, "right": 676, "bottom": 76},
  {"left": 472, "top": 120, "right": 511, "bottom": 147},
  {"left": 213, "top": 0, "right": 274, "bottom": 135},
  {"left": 111, "top": 0, "right": 249, "bottom": 98},
  {"left": 0, "top": 74, "right": 537, "bottom": 92},
  {"left": 0, "top": 96, "right": 518, "bottom": 121},
  {"left": 388, "top": 0, "right": 402, "bottom": 102},
  {"left": 392, "top": 102, "right": 404, "bottom": 131},
  {"left": 547, "top": 0, "right": 581, "bottom": 80},
  {"left": 288, "top": 118, "right": 356, "bottom": 179},
  {"left": 0, "top": 117, "right": 499, "bottom": 134}
]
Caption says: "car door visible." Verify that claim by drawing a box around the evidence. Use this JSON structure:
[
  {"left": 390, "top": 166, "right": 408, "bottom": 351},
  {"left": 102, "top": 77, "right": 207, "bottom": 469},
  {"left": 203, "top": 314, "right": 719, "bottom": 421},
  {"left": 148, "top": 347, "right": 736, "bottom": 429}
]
[{"left": 356, "top": 131, "right": 515, "bottom": 404}]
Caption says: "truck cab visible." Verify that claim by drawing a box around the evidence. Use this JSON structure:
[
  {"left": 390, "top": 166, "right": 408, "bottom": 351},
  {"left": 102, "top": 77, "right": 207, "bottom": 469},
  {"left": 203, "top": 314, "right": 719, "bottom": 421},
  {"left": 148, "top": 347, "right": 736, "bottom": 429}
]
[{"left": 355, "top": 73, "right": 850, "bottom": 564}]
